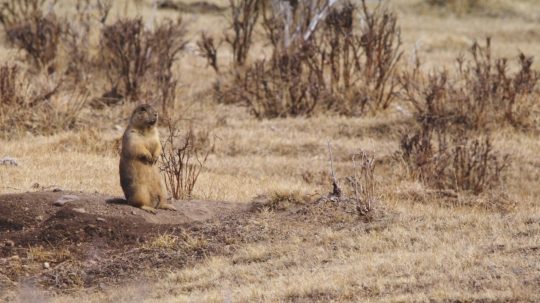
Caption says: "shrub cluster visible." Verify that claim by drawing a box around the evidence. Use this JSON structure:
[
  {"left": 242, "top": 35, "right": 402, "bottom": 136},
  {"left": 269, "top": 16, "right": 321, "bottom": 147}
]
[
  {"left": 0, "top": 63, "right": 85, "bottom": 138},
  {"left": 397, "top": 38, "right": 538, "bottom": 193},
  {"left": 202, "top": 0, "right": 403, "bottom": 118}
]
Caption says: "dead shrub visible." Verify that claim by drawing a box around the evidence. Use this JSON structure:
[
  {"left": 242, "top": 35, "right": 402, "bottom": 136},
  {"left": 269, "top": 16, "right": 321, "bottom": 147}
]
[
  {"left": 0, "top": 64, "right": 23, "bottom": 108},
  {"left": 4, "top": 11, "right": 62, "bottom": 73},
  {"left": 0, "top": 0, "right": 47, "bottom": 28},
  {"left": 350, "top": 151, "right": 376, "bottom": 215},
  {"left": 399, "top": 123, "right": 510, "bottom": 194},
  {"left": 197, "top": 32, "right": 219, "bottom": 73},
  {"left": 217, "top": 0, "right": 402, "bottom": 118},
  {"left": 148, "top": 19, "right": 187, "bottom": 118},
  {"left": 399, "top": 59, "right": 513, "bottom": 193},
  {"left": 400, "top": 38, "right": 539, "bottom": 131},
  {"left": 99, "top": 17, "right": 186, "bottom": 111},
  {"left": 0, "top": 63, "right": 86, "bottom": 139},
  {"left": 397, "top": 41, "right": 529, "bottom": 194},
  {"left": 99, "top": 18, "right": 150, "bottom": 101},
  {"left": 321, "top": 144, "right": 380, "bottom": 217},
  {"left": 226, "top": 0, "right": 261, "bottom": 67},
  {"left": 251, "top": 190, "right": 310, "bottom": 212},
  {"left": 62, "top": 0, "right": 112, "bottom": 84},
  {"left": 160, "top": 121, "right": 214, "bottom": 200}
]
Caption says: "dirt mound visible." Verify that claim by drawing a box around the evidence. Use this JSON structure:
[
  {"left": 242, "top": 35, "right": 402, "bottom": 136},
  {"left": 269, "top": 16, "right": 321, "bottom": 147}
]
[
  {"left": 0, "top": 191, "right": 248, "bottom": 290},
  {"left": 0, "top": 190, "right": 384, "bottom": 298}
]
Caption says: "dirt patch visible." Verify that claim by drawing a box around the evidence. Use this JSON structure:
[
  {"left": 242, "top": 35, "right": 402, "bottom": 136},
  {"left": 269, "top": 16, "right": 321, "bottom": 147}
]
[
  {"left": 0, "top": 190, "right": 387, "bottom": 299},
  {"left": 0, "top": 191, "right": 248, "bottom": 289}
]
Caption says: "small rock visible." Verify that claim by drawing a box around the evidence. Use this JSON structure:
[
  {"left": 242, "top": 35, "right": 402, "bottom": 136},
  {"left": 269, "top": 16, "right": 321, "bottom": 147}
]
[
  {"left": 54, "top": 194, "right": 79, "bottom": 206},
  {"left": 35, "top": 216, "right": 43, "bottom": 221},
  {"left": 52, "top": 187, "right": 63, "bottom": 192},
  {"left": 72, "top": 208, "right": 86, "bottom": 214},
  {"left": 131, "top": 210, "right": 136, "bottom": 215},
  {"left": 96, "top": 217, "right": 106, "bottom": 222},
  {"left": 0, "top": 156, "right": 19, "bottom": 166},
  {"left": 23, "top": 207, "right": 29, "bottom": 211},
  {"left": 43, "top": 262, "right": 50, "bottom": 269},
  {"left": 5, "top": 240, "right": 14, "bottom": 247}
]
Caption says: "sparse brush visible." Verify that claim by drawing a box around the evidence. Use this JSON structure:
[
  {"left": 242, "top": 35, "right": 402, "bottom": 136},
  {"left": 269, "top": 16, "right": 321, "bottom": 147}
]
[
  {"left": 197, "top": 32, "right": 219, "bottom": 73},
  {"left": 225, "top": 0, "right": 261, "bottom": 67},
  {"left": 218, "top": 0, "right": 402, "bottom": 118},
  {"left": 0, "top": 63, "right": 87, "bottom": 139},
  {"left": 400, "top": 38, "right": 539, "bottom": 132},
  {"left": 145, "top": 233, "right": 178, "bottom": 249},
  {"left": 99, "top": 17, "right": 185, "bottom": 111},
  {"left": 0, "top": 64, "right": 23, "bottom": 107},
  {"left": 400, "top": 126, "right": 510, "bottom": 194},
  {"left": 99, "top": 18, "right": 150, "bottom": 101},
  {"left": 351, "top": 151, "right": 376, "bottom": 215},
  {"left": 27, "top": 246, "right": 71, "bottom": 263},
  {"left": 160, "top": 121, "right": 214, "bottom": 200},
  {"left": 62, "top": 0, "right": 112, "bottom": 84},
  {"left": 95, "top": 0, "right": 112, "bottom": 23},
  {"left": 148, "top": 18, "right": 187, "bottom": 119},
  {"left": 4, "top": 11, "right": 62, "bottom": 73},
  {"left": 252, "top": 190, "right": 309, "bottom": 212},
  {"left": 398, "top": 39, "right": 532, "bottom": 194},
  {"left": 0, "top": 0, "right": 47, "bottom": 28},
  {"left": 320, "top": 144, "right": 379, "bottom": 217}
]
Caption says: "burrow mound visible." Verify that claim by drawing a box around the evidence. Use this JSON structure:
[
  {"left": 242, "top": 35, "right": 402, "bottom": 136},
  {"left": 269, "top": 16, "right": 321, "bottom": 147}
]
[{"left": 0, "top": 191, "right": 387, "bottom": 295}]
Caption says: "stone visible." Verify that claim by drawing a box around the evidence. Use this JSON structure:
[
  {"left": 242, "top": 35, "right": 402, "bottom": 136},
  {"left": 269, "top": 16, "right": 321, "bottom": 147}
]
[
  {"left": 43, "top": 262, "right": 50, "bottom": 269},
  {"left": 54, "top": 194, "right": 79, "bottom": 206},
  {"left": 0, "top": 157, "right": 18, "bottom": 166},
  {"left": 96, "top": 217, "right": 106, "bottom": 222},
  {"left": 72, "top": 208, "right": 86, "bottom": 214}
]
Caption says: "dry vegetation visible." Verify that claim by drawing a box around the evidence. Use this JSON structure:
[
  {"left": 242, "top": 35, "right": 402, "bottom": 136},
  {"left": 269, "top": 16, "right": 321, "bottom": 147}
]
[{"left": 1, "top": 0, "right": 540, "bottom": 302}]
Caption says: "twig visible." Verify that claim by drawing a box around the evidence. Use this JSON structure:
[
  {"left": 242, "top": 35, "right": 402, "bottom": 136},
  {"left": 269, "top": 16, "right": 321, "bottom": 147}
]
[
  {"left": 327, "top": 142, "right": 341, "bottom": 198},
  {"left": 303, "top": 0, "right": 340, "bottom": 42}
]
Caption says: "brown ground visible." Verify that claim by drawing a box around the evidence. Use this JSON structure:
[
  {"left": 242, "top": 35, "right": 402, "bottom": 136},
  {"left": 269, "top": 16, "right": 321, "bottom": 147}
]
[
  {"left": 0, "top": 191, "right": 250, "bottom": 293},
  {"left": 0, "top": 189, "right": 379, "bottom": 301}
]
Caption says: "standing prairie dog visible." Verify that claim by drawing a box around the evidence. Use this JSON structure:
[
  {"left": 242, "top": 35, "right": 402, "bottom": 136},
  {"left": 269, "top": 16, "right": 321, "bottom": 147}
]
[{"left": 119, "top": 104, "right": 176, "bottom": 213}]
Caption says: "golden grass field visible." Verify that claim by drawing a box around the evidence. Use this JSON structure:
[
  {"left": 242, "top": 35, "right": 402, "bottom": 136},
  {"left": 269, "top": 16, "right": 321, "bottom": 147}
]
[{"left": 1, "top": 0, "right": 540, "bottom": 302}]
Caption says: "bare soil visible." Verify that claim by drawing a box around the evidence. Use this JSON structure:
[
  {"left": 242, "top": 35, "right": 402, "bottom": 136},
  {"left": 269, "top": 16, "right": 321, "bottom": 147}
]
[
  {"left": 0, "top": 190, "right": 376, "bottom": 298},
  {"left": 0, "top": 191, "right": 251, "bottom": 292}
]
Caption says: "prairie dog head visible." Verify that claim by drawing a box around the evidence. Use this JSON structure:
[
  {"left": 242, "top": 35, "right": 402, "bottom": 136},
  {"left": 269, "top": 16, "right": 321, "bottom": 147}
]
[{"left": 130, "top": 104, "right": 158, "bottom": 130}]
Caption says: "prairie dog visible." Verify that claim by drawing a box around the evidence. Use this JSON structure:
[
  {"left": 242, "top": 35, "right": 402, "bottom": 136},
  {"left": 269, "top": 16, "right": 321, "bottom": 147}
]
[{"left": 119, "top": 104, "right": 176, "bottom": 213}]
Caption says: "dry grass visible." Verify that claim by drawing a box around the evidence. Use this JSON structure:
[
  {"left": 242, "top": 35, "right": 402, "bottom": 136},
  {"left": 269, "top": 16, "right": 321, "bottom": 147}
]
[{"left": 1, "top": 0, "right": 540, "bottom": 302}]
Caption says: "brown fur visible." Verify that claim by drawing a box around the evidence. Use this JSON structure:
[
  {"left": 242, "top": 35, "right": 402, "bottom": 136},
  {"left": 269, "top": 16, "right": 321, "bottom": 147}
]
[{"left": 119, "top": 104, "right": 176, "bottom": 213}]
